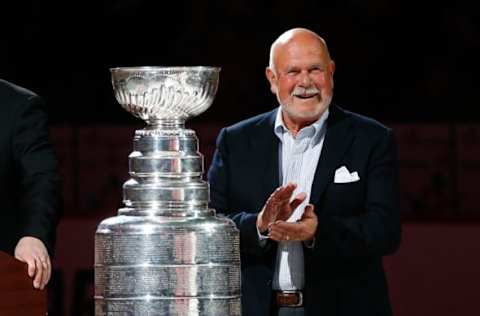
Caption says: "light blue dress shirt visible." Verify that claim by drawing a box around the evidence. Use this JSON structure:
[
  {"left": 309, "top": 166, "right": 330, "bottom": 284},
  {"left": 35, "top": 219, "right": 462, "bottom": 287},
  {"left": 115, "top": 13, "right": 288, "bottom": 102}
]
[{"left": 271, "top": 107, "right": 329, "bottom": 290}]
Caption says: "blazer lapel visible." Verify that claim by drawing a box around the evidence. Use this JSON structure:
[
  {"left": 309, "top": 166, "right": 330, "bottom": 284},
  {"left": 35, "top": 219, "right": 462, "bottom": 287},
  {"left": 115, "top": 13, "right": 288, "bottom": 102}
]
[
  {"left": 310, "top": 105, "right": 356, "bottom": 206},
  {"left": 251, "top": 109, "right": 280, "bottom": 197}
]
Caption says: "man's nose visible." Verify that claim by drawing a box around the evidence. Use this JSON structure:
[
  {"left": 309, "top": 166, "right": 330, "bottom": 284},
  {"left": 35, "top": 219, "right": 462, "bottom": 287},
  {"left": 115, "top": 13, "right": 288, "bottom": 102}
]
[{"left": 298, "top": 71, "right": 312, "bottom": 86}]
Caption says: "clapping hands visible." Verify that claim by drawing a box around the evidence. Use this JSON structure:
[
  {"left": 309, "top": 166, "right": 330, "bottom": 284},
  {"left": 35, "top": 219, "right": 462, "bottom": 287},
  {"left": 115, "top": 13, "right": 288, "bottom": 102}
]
[{"left": 257, "top": 183, "right": 318, "bottom": 242}]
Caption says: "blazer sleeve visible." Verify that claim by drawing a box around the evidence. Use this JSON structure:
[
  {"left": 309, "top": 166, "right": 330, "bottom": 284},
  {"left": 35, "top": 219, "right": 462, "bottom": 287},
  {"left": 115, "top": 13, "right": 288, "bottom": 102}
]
[
  {"left": 208, "top": 128, "right": 274, "bottom": 257},
  {"left": 11, "top": 94, "right": 61, "bottom": 256},
  {"left": 313, "top": 129, "right": 401, "bottom": 258}
]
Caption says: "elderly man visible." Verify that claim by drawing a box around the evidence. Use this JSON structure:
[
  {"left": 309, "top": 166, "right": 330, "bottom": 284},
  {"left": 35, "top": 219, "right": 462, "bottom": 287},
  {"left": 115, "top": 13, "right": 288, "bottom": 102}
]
[
  {"left": 208, "top": 28, "right": 401, "bottom": 316},
  {"left": 0, "top": 79, "right": 61, "bottom": 290}
]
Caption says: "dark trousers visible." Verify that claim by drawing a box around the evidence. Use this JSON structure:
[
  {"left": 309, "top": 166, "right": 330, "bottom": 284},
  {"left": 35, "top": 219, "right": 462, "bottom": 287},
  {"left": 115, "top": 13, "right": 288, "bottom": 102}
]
[{"left": 276, "top": 307, "right": 305, "bottom": 316}]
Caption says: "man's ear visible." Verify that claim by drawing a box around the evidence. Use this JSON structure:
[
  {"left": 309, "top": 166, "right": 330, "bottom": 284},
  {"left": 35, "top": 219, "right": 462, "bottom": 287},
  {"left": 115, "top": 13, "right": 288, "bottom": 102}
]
[
  {"left": 265, "top": 67, "right": 278, "bottom": 94},
  {"left": 329, "top": 60, "right": 336, "bottom": 76},
  {"left": 329, "top": 60, "right": 336, "bottom": 89}
]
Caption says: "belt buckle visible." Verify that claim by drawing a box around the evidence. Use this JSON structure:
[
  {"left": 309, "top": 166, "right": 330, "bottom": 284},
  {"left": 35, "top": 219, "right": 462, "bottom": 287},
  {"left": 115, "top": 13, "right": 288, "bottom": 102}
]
[{"left": 276, "top": 290, "right": 303, "bottom": 307}]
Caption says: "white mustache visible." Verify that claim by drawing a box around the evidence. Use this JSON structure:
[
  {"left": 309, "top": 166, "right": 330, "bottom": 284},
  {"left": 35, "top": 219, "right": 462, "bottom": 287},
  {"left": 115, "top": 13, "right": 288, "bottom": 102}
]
[{"left": 292, "top": 86, "right": 320, "bottom": 97}]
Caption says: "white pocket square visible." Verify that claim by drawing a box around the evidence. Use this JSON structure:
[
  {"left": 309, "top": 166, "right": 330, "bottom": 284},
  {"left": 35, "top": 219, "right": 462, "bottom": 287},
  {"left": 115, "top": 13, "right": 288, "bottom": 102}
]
[{"left": 334, "top": 166, "right": 360, "bottom": 183}]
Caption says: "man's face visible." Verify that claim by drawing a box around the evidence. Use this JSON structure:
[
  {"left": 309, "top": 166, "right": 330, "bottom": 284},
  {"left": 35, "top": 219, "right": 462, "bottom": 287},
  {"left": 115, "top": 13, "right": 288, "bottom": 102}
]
[{"left": 266, "top": 34, "right": 335, "bottom": 123}]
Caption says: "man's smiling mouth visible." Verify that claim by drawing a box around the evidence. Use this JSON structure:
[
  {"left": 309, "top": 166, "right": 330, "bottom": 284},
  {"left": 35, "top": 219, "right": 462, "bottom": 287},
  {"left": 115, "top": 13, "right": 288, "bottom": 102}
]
[{"left": 294, "top": 93, "right": 317, "bottom": 99}]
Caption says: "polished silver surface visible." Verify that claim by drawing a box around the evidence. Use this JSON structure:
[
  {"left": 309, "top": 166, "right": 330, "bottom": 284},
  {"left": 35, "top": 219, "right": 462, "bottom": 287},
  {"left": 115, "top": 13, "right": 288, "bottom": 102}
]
[
  {"left": 95, "top": 67, "right": 240, "bottom": 315},
  {"left": 111, "top": 66, "right": 220, "bottom": 123}
]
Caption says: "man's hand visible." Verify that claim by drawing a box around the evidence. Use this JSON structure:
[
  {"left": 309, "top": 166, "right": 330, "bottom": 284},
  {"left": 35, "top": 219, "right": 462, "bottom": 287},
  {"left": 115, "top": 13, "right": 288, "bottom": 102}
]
[
  {"left": 256, "top": 182, "right": 307, "bottom": 233},
  {"left": 267, "top": 204, "right": 318, "bottom": 242},
  {"left": 14, "top": 236, "right": 51, "bottom": 290}
]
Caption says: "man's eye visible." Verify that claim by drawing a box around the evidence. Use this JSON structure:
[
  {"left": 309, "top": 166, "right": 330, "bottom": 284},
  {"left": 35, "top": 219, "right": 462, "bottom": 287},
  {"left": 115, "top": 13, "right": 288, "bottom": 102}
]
[
  {"left": 287, "top": 70, "right": 299, "bottom": 75},
  {"left": 310, "top": 68, "right": 324, "bottom": 73}
]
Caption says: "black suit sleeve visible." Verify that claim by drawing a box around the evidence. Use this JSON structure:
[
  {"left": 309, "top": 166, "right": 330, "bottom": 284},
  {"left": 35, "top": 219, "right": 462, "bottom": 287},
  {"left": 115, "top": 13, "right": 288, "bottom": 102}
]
[
  {"left": 12, "top": 94, "right": 61, "bottom": 256},
  {"left": 313, "top": 129, "right": 401, "bottom": 258},
  {"left": 208, "top": 128, "right": 273, "bottom": 257}
]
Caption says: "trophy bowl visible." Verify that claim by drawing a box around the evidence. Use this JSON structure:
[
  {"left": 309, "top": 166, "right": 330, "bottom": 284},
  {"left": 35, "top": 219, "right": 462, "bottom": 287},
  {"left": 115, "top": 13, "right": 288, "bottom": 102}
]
[{"left": 110, "top": 66, "right": 220, "bottom": 123}]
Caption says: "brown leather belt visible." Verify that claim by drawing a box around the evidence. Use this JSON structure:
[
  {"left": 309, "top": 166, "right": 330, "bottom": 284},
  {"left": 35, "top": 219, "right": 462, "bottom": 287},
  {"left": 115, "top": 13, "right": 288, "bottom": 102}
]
[{"left": 275, "top": 291, "right": 303, "bottom": 307}]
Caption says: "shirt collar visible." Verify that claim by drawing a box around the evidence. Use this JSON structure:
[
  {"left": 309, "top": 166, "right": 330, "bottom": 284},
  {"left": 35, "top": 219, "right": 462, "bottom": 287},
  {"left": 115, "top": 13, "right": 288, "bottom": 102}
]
[{"left": 274, "top": 106, "right": 329, "bottom": 144}]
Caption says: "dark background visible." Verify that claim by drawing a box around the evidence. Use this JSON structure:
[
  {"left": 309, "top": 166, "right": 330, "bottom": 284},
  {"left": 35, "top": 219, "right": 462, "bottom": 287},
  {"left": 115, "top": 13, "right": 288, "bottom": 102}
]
[
  {"left": 2, "top": 0, "right": 479, "bottom": 220},
  {"left": 1, "top": 0, "right": 478, "bottom": 126}
]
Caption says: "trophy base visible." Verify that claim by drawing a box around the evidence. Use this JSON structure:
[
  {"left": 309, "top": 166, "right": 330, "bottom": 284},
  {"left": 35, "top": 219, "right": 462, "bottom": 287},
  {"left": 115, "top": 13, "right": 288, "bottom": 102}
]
[{"left": 95, "top": 297, "right": 241, "bottom": 316}]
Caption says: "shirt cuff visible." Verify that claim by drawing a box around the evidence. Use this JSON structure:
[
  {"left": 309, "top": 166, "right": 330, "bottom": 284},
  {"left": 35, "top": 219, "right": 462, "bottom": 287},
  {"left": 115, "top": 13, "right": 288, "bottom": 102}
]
[
  {"left": 257, "top": 225, "right": 269, "bottom": 247},
  {"left": 303, "top": 237, "right": 316, "bottom": 249}
]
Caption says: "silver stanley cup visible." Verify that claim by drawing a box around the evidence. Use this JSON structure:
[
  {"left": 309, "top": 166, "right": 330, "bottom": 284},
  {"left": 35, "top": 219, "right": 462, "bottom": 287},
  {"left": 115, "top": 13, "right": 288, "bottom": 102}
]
[{"left": 95, "top": 67, "right": 241, "bottom": 315}]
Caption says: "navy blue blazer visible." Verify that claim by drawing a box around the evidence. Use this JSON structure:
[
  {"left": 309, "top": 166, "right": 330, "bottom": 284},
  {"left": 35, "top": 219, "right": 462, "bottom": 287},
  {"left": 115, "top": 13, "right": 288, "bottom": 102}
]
[
  {"left": 207, "top": 105, "right": 401, "bottom": 316},
  {"left": 0, "top": 79, "right": 60, "bottom": 256}
]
